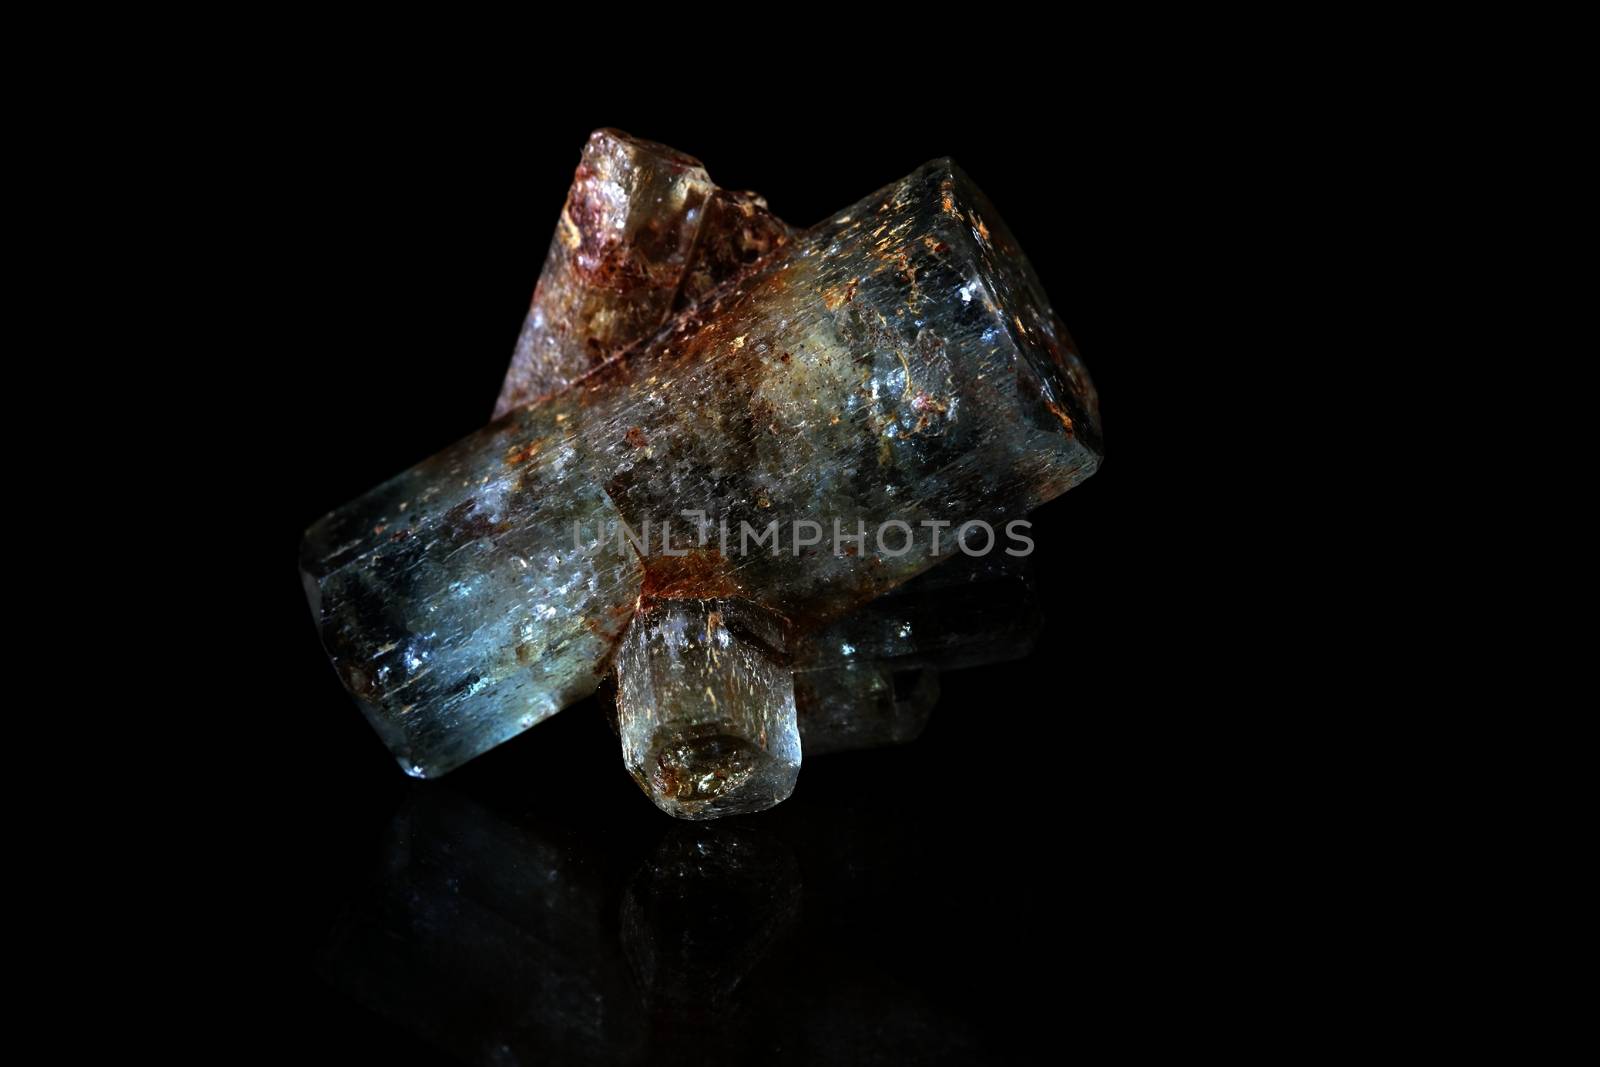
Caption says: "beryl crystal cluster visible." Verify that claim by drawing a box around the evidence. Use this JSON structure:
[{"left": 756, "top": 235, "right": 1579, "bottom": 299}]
[{"left": 301, "top": 129, "right": 1102, "bottom": 818}]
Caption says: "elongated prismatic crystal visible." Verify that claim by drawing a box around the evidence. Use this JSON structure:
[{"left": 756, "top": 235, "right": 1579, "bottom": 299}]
[{"left": 301, "top": 134, "right": 1102, "bottom": 807}]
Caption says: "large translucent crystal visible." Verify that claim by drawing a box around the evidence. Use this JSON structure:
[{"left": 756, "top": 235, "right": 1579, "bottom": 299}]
[{"left": 578, "top": 158, "right": 1099, "bottom": 618}]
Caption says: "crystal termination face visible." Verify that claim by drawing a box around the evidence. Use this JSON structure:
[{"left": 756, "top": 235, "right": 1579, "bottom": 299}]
[{"left": 495, "top": 129, "right": 791, "bottom": 417}]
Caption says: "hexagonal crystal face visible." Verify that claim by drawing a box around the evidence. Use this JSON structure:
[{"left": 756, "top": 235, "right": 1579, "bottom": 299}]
[{"left": 617, "top": 598, "right": 800, "bottom": 819}]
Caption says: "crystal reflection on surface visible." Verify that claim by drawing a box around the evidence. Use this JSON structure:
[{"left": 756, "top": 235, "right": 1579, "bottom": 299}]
[
  {"left": 620, "top": 825, "right": 801, "bottom": 1017},
  {"left": 318, "top": 787, "right": 989, "bottom": 1064},
  {"left": 318, "top": 789, "right": 645, "bottom": 1062}
]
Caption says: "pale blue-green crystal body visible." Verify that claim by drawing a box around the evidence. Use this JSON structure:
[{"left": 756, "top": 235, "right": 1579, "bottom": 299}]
[{"left": 301, "top": 400, "right": 643, "bottom": 777}]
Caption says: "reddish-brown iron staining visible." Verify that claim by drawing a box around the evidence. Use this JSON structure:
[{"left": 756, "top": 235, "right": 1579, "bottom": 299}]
[
  {"left": 441, "top": 498, "right": 497, "bottom": 544},
  {"left": 822, "top": 278, "right": 859, "bottom": 310},
  {"left": 1043, "top": 397, "right": 1077, "bottom": 435},
  {"left": 638, "top": 548, "right": 746, "bottom": 602},
  {"left": 584, "top": 598, "right": 637, "bottom": 645},
  {"left": 504, "top": 438, "right": 544, "bottom": 466}
]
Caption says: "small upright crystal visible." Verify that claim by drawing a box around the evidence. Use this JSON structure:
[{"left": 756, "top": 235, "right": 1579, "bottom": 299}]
[{"left": 616, "top": 598, "right": 800, "bottom": 819}]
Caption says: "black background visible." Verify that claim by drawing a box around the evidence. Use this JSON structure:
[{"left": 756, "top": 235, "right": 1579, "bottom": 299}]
[{"left": 234, "top": 90, "right": 1236, "bottom": 1063}]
